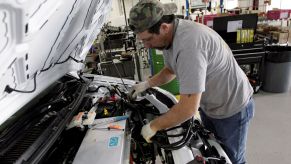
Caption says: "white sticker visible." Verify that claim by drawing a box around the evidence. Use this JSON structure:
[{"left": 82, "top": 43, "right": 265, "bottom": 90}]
[
  {"left": 280, "top": 12, "right": 289, "bottom": 19},
  {"left": 207, "top": 20, "right": 213, "bottom": 27},
  {"left": 155, "top": 49, "right": 163, "bottom": 55},
  {"left": 227, "top": 20, "right": 243, "bottom": 33}
]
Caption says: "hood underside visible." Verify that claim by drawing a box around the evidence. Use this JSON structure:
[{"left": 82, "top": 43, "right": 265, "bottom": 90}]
[{"left": 0, "top": 0, "right": 112, "bottom": 125}]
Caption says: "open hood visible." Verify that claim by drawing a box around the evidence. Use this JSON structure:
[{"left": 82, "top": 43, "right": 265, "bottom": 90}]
[{"left": 0, "top": 0, "right": 112, "bottom": 125}]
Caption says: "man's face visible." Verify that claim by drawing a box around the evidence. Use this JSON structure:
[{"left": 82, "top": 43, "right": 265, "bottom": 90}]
[{"left": 137, "top": 30, "right": 168, "bottom": 50}]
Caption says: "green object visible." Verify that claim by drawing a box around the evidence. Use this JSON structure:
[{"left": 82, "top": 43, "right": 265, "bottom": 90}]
[{"left": 150, "top": 49, "right": 179, "bottom": 95}]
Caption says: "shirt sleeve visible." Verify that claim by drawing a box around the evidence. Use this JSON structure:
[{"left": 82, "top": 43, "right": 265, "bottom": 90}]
[
  {"left": 176, "top": 48, "right": 207, "bottom": 94},
  {"left": 162, "top": 51, "right": 171, "bottom": 70}
]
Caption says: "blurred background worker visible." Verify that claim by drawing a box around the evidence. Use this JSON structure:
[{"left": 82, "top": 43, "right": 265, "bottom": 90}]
[{"left": 128, "top": 0, "right": 255, "bottom": 163}]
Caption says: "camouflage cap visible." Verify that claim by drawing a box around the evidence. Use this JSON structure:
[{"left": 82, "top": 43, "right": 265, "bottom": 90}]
[{"left": 129, "top": 0, "right": 177, "bottom": 33}]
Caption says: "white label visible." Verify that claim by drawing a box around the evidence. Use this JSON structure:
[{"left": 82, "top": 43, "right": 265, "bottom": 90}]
[
  {"left": 280, "top": 12, "right": 289, "bottom": 19},
  {"left": 227, "top": 20, "right": 243, "bottom": 33},
  {"left": 190, "top": 0, "right": 205, "bottom": 6},
  {"left": 155, "top": 50, "right": 163, "bottom": 55},
  {"left": 207, "top": 20, "right": 213, "bottom": 27}
]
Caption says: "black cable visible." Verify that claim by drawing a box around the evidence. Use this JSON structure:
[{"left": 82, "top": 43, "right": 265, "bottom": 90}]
[
  {"left": 155, "top": 121, "right": 190, "bottom": 138},
  {"left": 112, "top": 87, "right": 122, "bottom": 97},
  {"left": 164, "top": 125, "right": 184, "bottom": 132},
  {"left": 152, "top": 119, "right": 194, "bottom": 150},
  {"left": 157, "top": 131, "right": 193, "bottom": 150},
  {"left": 111, "top": 85, "right": 125, "bottom": 97},
  {"left": 124, "top": 102, "right": 144, "bottom": 125},
  {"left": 54, "top": 56, "right": 71, "bottom": 65},
  {"left": 40, "top": 56, "right": 83, "bottom": 73},
  {"left": 40, "top": 64, "right": 52, "bottom": 72},
  {"left": 162, "top": 132, "right": 185, "bottom": 138},
  {"left": 5, "top": 72, "right": 37, "bottom": 94},
  {"left": 5, "top": 54, "right": 84, "bottom": 94},
  {"left": 158, "top": 129, "right": 190, "bottom": 148},
  {"left": 157, "top": 147, "right": 166, "bottom": 164},
  {"left": 55, "top": 56, "right": 83, "bottom": 65},
  {"left": 164, "top": 132, "right": 194, "bottom": 150},
  {"left": 69, "top": 56, "right": 84, "bottom": 63},
  {"left": 151, "top": 142, "right": 157, "bottom": 163},
  {"left": 155, "top": 132, "right": 185, "bottom": 138}
]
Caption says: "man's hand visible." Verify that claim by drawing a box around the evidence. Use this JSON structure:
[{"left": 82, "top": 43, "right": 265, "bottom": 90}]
[
  {"left": 141, "top": 121, "right": 157, "bottom": 143},
  {"left": 129, "top": 81, "right": 150, "bottom": 99}
]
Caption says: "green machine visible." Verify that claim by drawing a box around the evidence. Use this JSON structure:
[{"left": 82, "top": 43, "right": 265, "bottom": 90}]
[{"left": 150, "top": 49, "right": 179, "bottom": 95}]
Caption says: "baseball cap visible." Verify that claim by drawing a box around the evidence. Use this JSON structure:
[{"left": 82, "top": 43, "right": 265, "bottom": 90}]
[{"left": 129, "top": 0, "right": 177, "bottom": 33}]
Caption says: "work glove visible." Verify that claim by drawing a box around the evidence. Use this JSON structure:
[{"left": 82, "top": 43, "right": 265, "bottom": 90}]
[
  {"left": 141, "top": 121, "right": 157, "bottom": 143},
  {"left": 129, "top": 81, "right": 150, "bottom": 99}
]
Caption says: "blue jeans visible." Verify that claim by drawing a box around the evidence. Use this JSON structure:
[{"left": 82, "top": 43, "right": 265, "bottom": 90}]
[{"left": 199, "top": 98, "right": 255, "bottom": 164}]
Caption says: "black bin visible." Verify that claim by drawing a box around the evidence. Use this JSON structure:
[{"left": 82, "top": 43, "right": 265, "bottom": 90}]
[{"left": 263, "top": 46, "right": 291, "bottom": 93}]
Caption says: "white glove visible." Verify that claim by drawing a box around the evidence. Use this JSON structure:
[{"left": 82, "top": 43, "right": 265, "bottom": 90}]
[
  {"left": 141, "top": 121, "right": 157, "bottom": 143},
  {"left": 130, "top": 81, "right": 150, "bottom": 99}
]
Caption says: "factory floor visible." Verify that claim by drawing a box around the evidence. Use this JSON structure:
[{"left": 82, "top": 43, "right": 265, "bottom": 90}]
[{"left": 247, "top": 89, "right": 291, "bottom": 164}]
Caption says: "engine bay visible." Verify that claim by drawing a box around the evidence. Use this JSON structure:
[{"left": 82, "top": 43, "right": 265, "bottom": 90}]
[{"left": 0, "top": 74, "right": 231, "bottom": 164}]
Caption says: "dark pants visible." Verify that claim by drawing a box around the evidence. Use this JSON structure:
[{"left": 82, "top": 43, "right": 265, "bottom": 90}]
[{"left": 199, "top": 98, "right": 255, "bottom": 164}]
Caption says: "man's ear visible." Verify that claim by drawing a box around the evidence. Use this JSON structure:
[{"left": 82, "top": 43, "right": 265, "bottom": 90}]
[{"left": 160, "top": 23, "right": 170, "bottom": 34}]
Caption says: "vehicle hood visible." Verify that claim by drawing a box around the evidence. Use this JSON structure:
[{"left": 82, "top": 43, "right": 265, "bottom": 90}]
[{"left": 0, "top": 0, "right": 112, "bottom": 125}]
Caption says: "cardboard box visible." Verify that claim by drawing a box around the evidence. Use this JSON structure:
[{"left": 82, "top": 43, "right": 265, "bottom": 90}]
[
  {"left": 279, "top": 32, "right": 288, "bottom": 44},
  {"left": 267, "top": 9, "right": 291, "bottom": 20},
  {"left": 271, "top": 31, "right": 289, "bottom": 44},
  {"left": 197, "top": 14, "right": 217, "bottom": 27}
]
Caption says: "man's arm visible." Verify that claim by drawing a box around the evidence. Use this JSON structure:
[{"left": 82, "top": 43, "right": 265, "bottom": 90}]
[
  {"left": 129, "top": 66, "right": 175, "bottom": 99},
  {"left": 148, "top": 66, "right": 176, "bottom": 87},
  {"left": 150, "top": 93, "right": 202, "bottom": 131}
]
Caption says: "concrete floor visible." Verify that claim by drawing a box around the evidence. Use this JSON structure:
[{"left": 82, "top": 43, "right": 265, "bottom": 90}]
[{"left": 247, "top": 89, "right": 291, "bottom": 164}]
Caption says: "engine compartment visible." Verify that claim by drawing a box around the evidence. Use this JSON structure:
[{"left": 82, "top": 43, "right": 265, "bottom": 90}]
[{"left": 0, "top": 74, "right": 231, "bottom": 164}]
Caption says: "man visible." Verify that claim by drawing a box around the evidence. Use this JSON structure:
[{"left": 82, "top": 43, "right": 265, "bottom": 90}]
[{"left": 128, "top": 0, "right": 255, "bottom": 163}]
